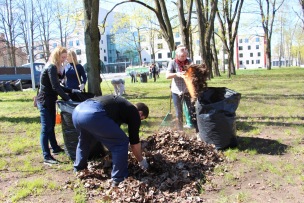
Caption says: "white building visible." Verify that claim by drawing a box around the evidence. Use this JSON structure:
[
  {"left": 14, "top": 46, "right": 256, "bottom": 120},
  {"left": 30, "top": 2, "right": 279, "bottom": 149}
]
[{"left": 234, "top": 34, "right": 266, "bottom": 69}]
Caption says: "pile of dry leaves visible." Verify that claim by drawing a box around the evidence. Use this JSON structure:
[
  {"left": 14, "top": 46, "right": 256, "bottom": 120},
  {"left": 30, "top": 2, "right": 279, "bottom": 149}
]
[{"left": 74, "top": 129, "right": 224, "bottom": 202}]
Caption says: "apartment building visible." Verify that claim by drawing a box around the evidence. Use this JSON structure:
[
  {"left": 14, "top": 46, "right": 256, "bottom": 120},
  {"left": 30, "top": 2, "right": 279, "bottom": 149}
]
[{"left": 235, "top": 34, "right": 266, "bottom": 69}]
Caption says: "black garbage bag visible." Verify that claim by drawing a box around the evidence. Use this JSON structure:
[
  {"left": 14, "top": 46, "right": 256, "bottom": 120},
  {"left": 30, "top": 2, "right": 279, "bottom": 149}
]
[
  {"left": 69, "top": 92, "right": 95, "bottom": 102},
  {"left": 196, "top": 87, "right": 241, "bottom": 150},
  {"left": 0, "top": 81, "right": 5, "bottom": 92},
  {"left": 57, "top": 100, "right": 107, "bottom": 161},
  {"left": 140, "top": 73, "right": 147, "bottom": 83},
  {"left": 11, "top": 79, "right": 23, "bottom": 91},
  {"left": 4, "top": 81, "right": 14, "bottom": 92}
]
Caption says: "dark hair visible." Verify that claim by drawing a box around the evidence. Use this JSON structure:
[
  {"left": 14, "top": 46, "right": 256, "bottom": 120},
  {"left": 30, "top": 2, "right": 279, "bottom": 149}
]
[{"left": 135, "top": 102, "right": 149, "bottom": 118}]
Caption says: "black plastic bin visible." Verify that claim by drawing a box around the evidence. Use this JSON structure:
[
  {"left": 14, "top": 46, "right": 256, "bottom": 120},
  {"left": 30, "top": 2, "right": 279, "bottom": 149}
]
[
  {"left": 140, "top": 73, "right": 148, "bottom": 83},
  {"left": 195, "top": 87, "right": 241, "bottom": 150},
  {"left": 57, "top": 100, "right": 107, "bottom": 161}
]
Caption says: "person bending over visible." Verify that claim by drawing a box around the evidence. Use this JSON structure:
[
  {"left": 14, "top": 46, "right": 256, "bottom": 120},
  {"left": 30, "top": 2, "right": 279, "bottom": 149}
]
[{"left": 72, "top": 95, "right": 149, "bottom": 186}]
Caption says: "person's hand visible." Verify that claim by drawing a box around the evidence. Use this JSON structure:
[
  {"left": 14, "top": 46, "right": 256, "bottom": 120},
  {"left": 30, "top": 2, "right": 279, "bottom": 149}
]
[
  {"left": 72, "top": 89, "right": 81, "bottom": 93},
  {"left": 138, "top": 157, "right": 149, "bottom": 170},
  {"left": 79, "top": 84, "right": 85, "bottom": 91},
  {"left": 176, "top": 71, "right": 185, "bottom": 78}
]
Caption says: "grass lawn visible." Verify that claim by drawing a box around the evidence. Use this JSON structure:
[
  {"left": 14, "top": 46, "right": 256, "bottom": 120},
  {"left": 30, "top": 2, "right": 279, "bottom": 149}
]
[{"left": 0, "top": 66, "right": 303, "bottom": 202}]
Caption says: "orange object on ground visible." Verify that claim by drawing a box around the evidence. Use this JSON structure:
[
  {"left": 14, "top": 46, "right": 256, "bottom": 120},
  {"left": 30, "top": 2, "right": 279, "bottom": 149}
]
[{"left": 56, "top": 112, "right": 61, "bottom": 124}]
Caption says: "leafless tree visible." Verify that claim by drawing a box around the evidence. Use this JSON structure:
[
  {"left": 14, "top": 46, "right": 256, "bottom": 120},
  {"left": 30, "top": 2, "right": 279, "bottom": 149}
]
[
  {"left": 194, "top": 0, "right": 218, "bottom": 78},
  {"left": 256, "top": 0, "right": 285, "bottom": 70},
  {"left": 35, "top": 0, "right": 56, "bottom": 62},
  {"left": 216, "top": 0, "right": 244, "bottom": 77},
  {"left": 0, "top": 0, "right": 20, "bottom": 66}
]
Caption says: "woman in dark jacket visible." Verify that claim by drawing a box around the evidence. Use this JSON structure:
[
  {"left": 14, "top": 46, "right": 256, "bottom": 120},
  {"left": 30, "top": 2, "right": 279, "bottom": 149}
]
[
  {"left": 62, "top": 50, "right": 87, "bottom": 91},
  {"left": 36, "top": 46, "right": 80, "bottom": 165}
]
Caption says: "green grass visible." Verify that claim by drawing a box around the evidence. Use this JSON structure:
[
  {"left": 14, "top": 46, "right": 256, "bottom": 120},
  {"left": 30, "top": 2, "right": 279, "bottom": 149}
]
[{"left": 0, "top": 66, "right": 303, "bottom": 202}]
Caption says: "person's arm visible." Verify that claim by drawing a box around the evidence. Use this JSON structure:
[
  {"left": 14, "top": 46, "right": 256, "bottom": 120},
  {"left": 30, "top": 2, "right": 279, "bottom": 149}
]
[
  {"left": 130, "top": 143, "right": 143, "bottom": 162},
  {"left": 166, "top": 61, "right": 185, "bottom": 79}
]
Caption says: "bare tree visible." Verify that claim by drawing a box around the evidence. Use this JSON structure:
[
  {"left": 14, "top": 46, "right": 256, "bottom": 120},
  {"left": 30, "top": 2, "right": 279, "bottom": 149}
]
[
  {"left": 256, "top": 0, "right": 285, "bottom": 70},
  {"left": 35, "top": 0, "right": 56, "bottom": 62},
  {"left": 195, "top": 0, "right": 218, "bottom": 78},
  {"left": 299, "top": 0, "right": 304, "bottom": 29},
  {"left": 102, "top": 1, "right": 175, "bottom": 52},
  {"left": 83, "top": 0, "right": 101, "bottom": 96},
  {"left": 54, "top": 0, "right": 79, "bottom": 47},
  {"left": 0, "top": 0, "right": 20, "bottom": 66},
  {"left": 216, "top": 0, "right": 244, "bottom": 77}
]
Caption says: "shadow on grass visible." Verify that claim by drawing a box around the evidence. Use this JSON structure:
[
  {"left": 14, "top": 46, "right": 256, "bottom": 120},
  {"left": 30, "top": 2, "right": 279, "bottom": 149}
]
[
  {"left": 0, "top": 116, "right": 40, "bottom": 123},
  {"left": 236, "top": 136, "right": 289, "bottom": 155},
  {"left": 0, "top": 98, "right": 33, "bottom": 102}
]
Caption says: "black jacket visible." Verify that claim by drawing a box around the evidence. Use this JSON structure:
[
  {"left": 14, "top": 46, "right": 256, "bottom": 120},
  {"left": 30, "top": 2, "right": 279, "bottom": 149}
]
[{"left": 37, "top": 63, "right": 71, "bottom": 107}]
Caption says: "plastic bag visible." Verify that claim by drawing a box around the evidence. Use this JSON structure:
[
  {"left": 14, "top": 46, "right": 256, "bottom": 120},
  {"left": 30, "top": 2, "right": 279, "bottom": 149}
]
[
  {"left": 196, "top": 87, "right": 241, "bottom": 150},
  {"left": 57, "top": 100, "right": 107, "bottom": 160}
]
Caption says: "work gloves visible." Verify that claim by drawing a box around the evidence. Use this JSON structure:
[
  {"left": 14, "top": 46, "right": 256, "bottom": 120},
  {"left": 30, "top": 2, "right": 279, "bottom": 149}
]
[
  {"left": 138, "top": 157, "right": 149, "bottom": 170},
  {"left": 72, "top": 89, "right": 81, "bottom": 93},
  {"left": 79, "top": 84, "right": 85, "bottom": 91}
]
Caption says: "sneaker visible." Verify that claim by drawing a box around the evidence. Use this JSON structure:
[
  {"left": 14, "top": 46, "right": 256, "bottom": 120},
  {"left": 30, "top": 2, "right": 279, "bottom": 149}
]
[
  {"left": 183, "top": 124, "right": 193, "bottom": 129},
  {"left": 52, "top": 147, "right": 65, "bottom": 155},
  {"left": 44, "top": 156, "right": 59, "bottom": 165},
  {"left": 111, "top": 181, "right": 120, "bottom": 188}
]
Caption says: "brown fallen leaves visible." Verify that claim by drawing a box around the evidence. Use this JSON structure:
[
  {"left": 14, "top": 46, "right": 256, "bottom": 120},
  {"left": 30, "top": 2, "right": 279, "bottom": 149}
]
[{"left": 75, "top": 129, "right": 224, "bottom": 202}]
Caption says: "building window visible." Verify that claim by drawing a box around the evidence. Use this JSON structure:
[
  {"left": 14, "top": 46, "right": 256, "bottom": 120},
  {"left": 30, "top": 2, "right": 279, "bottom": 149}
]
[
  {"left": 239, "top": 53, "right": 243, "bottom": 58},
  {"left": 104, "top": 49, "right": 106, "bottom": 53},
  {"left": 256, "top": 45, "right": 259, "bottom": 49},
  {"left": 53, "top": 43, "right": 57, "bottom": 48},
  {"left": 158, "top": 34, "right": 162, "bottom": 39},
  {"left": 104, "top": 56, "right": 107, "bottom": 62},
  {"left": 158, "top": 53, "right": 162, "bottom": 59},
  {"left": 146, "top": 47, "right": 149, "bottom": 50},
  {"left": 167, "top": 52, "right": 171, "bottom": 58},
  {"left": 157, "top": 43, "right": 163, "bottom": 49},
  {"left": 250, "top": 53, "right": 253, "bottom": 57},
  {"left": 224, "top": 59, "right": 228, "bottom": 64},
  {"left": 256, "top": 59, "right": 260, "bottom": 64},
  {"left": 257, "top": 52, "right": 261, "bottom": 57},
  {"left": 245, "top": 38, "right": 249, "bottom": 43},
  {"left": 196, "top": 40, "right": 200, "bottom": 45},
  {"left": 248, "top": 46, "right": 251, "bottom": 50},
  {"left": 240, "top": 61, "right": 243, "bottom": 65},
  {"left": 151, "top": 54, "right": 154, "bottom": 59},
  {"left": 76, "top": 49, "right": 81, "bottom": 55},
  {"left": 76, "top": 40, "right": 80, "bottom": 46},
  {"left": 78, "top": 60, "right": 81, "bottom": 64},
  {"left": 40, "top": 53, "right": 44, "bottom": 59},
  {"left": 246, "top": 60, "right": 249, "bottom": 64},
  {"left": 239, "top": 39, "right": 243, "bottom": 43},
  {"left": 144, "top": 58, "right": 146, "bottom": 61},
  {"left": 101, "top": 40, "right": 103, "bottom": 44},
  {"left": 69, "top": 41, "right": 73, "bottom": 47},
  {"left": 175, "top": 32, "right": 180, "bottom": 38},
  {"left": 238, "top": 46, "right": 243, "bottom": 50},
  {"left": 256, "top": 37, "right": 260, "bottom": 42},
  {"left": 251, "top": 60, "right": 254, "bottom": 64},
  {"left": 176, "top": 42, "right": 181, "bottom": 46},
  {"left": 39, "top": 45, "right": 43, "bottom": 50}
]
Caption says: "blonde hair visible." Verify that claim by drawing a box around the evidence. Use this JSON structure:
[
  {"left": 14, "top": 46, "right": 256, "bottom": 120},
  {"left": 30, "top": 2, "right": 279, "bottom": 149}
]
[
  {"left": 67, "top": 50, "right": 79, "bottom": 65},
  {"left": 49, "top": 46, "right": 67, "bottom": 70}
]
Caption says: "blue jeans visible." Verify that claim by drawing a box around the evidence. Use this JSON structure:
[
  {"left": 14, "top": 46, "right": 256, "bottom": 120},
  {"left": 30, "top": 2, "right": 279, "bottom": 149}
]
[
  {"left": 72, "top": 100, "right": 129, "bottom": 183},
  {"left": 37, "top": 102, "right": 61, "bottom": 159},
  {"left": 172, "top": 92, "right": 197, "bottom": 131}
]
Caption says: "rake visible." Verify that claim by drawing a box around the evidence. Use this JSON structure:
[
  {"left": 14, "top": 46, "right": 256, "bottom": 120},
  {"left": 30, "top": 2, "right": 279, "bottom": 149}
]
[{"left": 160, "top": 93, "right": 174, "bottom": 127}]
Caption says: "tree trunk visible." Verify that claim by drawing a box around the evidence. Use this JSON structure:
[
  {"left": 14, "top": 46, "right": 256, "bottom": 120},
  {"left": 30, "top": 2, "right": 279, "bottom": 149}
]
[
  {"left": 83, "top": 0, "right": 102, "bottom": 96},
  {"left": 211, "top": 32, "right": 220, "bottom": 77}
]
